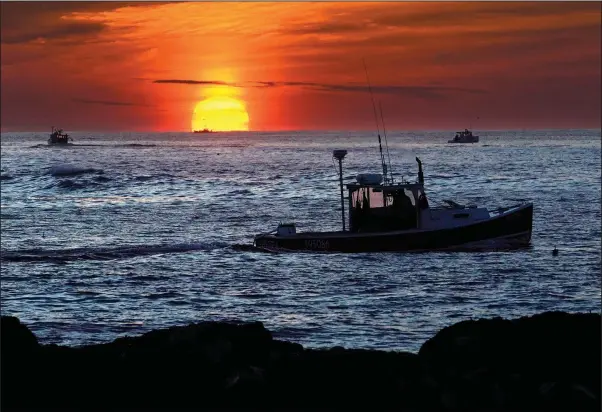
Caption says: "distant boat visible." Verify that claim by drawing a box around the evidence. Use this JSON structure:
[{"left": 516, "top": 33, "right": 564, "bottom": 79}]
[
  {"left": 193, "top": 128, "right": 214, "bottom": 134},
  {"left": 48, "top": 127, "right": 73, "bottom": 145},
  {"left": 448, "top": 129, "right": 479, "bottom": 143}
]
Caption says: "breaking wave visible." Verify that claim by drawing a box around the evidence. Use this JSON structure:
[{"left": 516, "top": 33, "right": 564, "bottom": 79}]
[{"left": 48, "top": 164, "right": 103, "bottom": 177}]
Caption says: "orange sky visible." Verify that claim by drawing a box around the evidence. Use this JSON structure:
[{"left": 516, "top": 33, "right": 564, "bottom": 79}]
[{"left": 1, "top": 1, "right": 600, "bottom": 132}]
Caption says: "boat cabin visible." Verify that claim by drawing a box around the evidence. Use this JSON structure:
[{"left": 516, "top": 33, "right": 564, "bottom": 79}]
[
  {"left": 48, "top": 127, "right": 71, "bottom": 144},
  {"left": 330, "top": 152, "right": 490, "bottom": 234},
  {"left": 345, "top": 175, "right": 491, "bottom": 232},
  {"left": 347, "top": 176, "right": 428, "bottom": 233},
  {"left": 449, "top": 129, "right": 479, "bottom": 143}
]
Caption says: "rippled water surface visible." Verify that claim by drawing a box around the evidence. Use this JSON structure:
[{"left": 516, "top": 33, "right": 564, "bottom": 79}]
[{"left": 1, "top": 130, "right": 600, "bottom": 351}]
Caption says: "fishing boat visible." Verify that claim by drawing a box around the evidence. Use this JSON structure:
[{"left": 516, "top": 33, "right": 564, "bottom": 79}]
[
  {"left": 253, "top": 152, "right": 532, "bottom": 253},
  {"left": 448, "top": 129, "right": 479, "bottom": 143},
  {"left": 48, "top": 127, "right": 73, "bottom": 145},
  {"left": 193, "top": 128, "right": 214, "bottom": 134}
]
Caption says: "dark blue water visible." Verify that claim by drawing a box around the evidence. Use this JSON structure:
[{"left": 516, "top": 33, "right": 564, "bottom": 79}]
[{"left": 1, "top": 130, "right": 600, "bottom": 351}]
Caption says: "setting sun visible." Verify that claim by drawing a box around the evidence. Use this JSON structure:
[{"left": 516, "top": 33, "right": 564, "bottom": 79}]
[{"left": 191, "top": 96, "right": 249, "bottom": 132}]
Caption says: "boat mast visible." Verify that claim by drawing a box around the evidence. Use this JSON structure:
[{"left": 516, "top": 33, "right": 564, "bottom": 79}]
[
  {"left": 379, "top": 101, "right": 394, "bottom": 184},
  {"left": 363, "top": 59, "right": 389, "bottom": 184},
  {"left": 333, "top": 150, "right": 348, "bottom": 231}
]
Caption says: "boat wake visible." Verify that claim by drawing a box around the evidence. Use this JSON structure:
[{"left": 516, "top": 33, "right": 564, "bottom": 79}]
[
  {"left": 0, "top": 242, "right": 228, "bottom": 263},
  {"left": 111, "top": 143, "right": 157, "bottom": 148},
  {"left": 229, "top": 244, "right": 279, "bottom": 253},
  {"left": 32, "top": 143, "right": 156, "bottom": 148}
]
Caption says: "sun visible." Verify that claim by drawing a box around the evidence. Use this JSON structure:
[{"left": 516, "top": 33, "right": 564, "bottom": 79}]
[{"left": 191, "top": 96, "right": 249, "bottom": 132}]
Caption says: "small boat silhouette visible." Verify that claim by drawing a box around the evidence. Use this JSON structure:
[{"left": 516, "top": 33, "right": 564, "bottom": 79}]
[
  {"left": 448, "top": 128, "right": 479, "bottom": 143},
  {"left": 193, "top": 128, "right": 214, "bottom": 134},
  {"left": 48, "top": 126, "right": 73, "bottom": 145}
]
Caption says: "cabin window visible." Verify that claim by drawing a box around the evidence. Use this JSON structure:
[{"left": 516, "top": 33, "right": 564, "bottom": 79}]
[
  {"left": 351, "top": 187, "right": 385, "bottom": 209},
  {"left": 383, "top": 188, "right": 416, "bottom": 209},
  {"left": 352, "top": 188, "right": 367, "bottom": 210},
  {"left": 369, "top": 188, "right": 385, "bottom": 209}
]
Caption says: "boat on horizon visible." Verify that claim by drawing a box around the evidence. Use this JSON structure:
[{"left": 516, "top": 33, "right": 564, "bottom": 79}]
[
  {"left": 448, "top": 129, "right": 479, "bottom": 143},
  {"left": 48, "top": 127, "right": 73, "bottom": 145},
  {"left": 193, "top": 128, "right": 214, "bottom": 134}
]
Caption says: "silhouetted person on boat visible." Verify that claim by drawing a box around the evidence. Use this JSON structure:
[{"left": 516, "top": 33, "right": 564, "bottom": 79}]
[
  {"left": 351, "top": 197, "right": 362, "bottom": 232},
  {"left": 392, "top": 190, "right": 415, "bottom": 229},
  {"left": 351, "top": 191, "right": 370, "bottom": 232},
  {"left": 362, "top": 191, "right": 370, "bottom": 212},
  {"left": 398, "top": 190, "right": 413, "bottom": 211}
]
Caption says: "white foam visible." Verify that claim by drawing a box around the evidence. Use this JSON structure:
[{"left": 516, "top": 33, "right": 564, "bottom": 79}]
[{"left": 49, "top": 164, "right": 101, "bottom": 177}]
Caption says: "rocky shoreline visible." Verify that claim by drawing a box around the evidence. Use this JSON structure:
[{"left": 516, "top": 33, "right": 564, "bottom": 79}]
[{"left": 1, "top": 311, "right": 600, "bottom": 411}]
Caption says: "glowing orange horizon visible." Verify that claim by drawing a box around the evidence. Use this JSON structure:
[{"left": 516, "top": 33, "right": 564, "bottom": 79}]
[{"left": 0, "top": 2, "right": 600, "bottom": 131}]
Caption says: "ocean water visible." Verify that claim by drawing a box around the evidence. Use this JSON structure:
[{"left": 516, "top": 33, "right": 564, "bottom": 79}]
[{"left": 1, "top": 130, "right": 600, "bottom": 351}]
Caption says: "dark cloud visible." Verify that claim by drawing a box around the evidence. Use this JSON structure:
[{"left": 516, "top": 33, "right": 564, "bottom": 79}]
[
  {"left": 286, "top": 22, "right": 368, "bottom": 36},
  {"left": 153, "top": 79, "right": 487, "bottom": 99},
  {"left": 247, "top": 81, "right": 276, "bottom": 88},
  {"left": 0, "top": 1, "right": 169, "bottom": 23},
  {"left": 2, "top": 22, "right": 107, "bottom": 45},
  {"left": 367, "top": 2, "right": 598, "bottom": 31},
  {"left": 72, "top": 98, "right": 154, "bottom": 107},
  {"left": 287, "top": 82, "right": 487, "bottom": 98},
  {"left": 265, "top": 15, "right": 600, "bottom": 77},
  {"left": 153, "top": 79, "right": 231, "bottom": 86},
  {"left": 278, "top": 2, "right": 599, "bottom": 37},
  {"left": 429, "top": 23, "right": 601, "bottom": 65},
  {"left": 1, "top": 2, "right": 127, "bottom": 32},
  {"left": 0, "top": 2, "right": 173, "bottom": 45}
]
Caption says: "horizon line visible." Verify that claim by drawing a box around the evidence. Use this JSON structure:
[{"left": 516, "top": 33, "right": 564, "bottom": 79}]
[{"left": 2, "top": 127, "right": 602, "bottom": 134}]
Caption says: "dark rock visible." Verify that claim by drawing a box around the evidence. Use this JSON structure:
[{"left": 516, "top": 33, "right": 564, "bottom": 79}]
[
  {"left": 418, "top": 311, "right": 601, "bottom": 410},
  {"left": 1, "top": 311, "right": 600, "bottom": 411},
  {"left": 1, "top": 316, "right": 42, "bottom": 411},
  {"left": 267, "top": 347, "right": 422, "bottom": 410},
  {"left": 1, "top": 315, "right": 39, "bottom": 352}
]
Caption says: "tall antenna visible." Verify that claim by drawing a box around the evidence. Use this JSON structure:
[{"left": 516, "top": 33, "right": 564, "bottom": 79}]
[
  {"left": 333, "top": 149, "right": 348, "bottom": 231},
  {"left": 362, "top": 58, "right": 388, "bottom": 184},
  {"left": 379, "top": 101, "right": 394, "bottom": 184}
]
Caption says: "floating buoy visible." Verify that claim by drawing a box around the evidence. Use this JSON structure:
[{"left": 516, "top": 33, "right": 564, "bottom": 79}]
[{"left": 552, "top": 247, "right": 559, "bottom": 256}]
